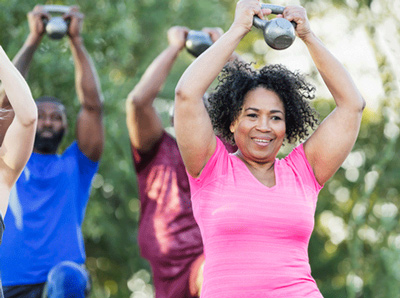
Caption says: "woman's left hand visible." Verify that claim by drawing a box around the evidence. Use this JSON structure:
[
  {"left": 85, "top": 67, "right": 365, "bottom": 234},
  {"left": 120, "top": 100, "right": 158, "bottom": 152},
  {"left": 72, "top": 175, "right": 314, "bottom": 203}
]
[{"left": 282, "top": 6, "right": 312, "bottom": 41}]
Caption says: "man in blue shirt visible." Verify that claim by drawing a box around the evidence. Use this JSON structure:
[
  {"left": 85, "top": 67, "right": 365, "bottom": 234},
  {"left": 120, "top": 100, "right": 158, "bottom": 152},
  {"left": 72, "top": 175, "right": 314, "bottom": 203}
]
[{"left": 0, "top": 5, "right": 104, "bottom": 298}]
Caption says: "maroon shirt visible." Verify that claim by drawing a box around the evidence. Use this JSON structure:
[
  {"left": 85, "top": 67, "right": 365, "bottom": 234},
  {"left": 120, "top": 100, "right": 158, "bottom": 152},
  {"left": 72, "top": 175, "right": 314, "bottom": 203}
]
[
  {"left": 132, "top": 132, "right": 236, "bottom": 298},
  {"left": 132, "top": 132, "right": 203, "bottom": 298}
]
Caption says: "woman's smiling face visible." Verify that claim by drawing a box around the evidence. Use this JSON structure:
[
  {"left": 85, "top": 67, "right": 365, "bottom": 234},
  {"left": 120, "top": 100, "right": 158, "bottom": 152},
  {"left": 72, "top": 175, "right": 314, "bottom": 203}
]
[{"left": 230, "top": 87, "right": 286, "bottom": 164}]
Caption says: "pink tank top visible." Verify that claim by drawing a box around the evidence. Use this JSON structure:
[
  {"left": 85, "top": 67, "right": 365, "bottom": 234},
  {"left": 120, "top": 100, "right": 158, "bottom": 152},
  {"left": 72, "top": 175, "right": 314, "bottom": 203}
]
[{"left": 188, "top": 138, "right": 324, "bottom": 298}]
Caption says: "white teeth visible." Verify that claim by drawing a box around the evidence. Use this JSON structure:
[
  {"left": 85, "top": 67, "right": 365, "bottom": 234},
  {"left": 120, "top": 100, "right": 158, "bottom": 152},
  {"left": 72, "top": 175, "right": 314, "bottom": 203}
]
[{"left": 254, "top": 139, "right": 271, "bottom": 143}]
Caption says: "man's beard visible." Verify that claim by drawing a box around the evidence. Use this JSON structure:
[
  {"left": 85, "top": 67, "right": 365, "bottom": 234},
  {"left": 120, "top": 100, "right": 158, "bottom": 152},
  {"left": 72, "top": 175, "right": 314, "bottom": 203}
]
[{"left": 34, "top": 129, "right": 65, "bottom": 154}]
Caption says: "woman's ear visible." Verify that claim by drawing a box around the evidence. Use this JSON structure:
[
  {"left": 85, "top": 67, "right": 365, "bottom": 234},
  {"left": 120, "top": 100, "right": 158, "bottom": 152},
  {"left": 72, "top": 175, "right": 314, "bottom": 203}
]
[{"left": 230, "top": 121, "right": 237, "bottom": 133}]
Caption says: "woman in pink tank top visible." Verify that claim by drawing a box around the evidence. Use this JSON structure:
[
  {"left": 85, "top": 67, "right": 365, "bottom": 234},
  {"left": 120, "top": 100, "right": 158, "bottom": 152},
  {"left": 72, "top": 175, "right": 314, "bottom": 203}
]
[{"left": 174, "top": 1, "right": 365, "bottom": 297}]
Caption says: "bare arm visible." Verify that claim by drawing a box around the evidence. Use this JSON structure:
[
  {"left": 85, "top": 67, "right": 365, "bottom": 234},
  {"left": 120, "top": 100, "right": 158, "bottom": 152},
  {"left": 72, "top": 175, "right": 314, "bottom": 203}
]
[
  {"left": 174, "top": 0, "right": 269, "bottom": 177},
  {"left": 285, "top": 6, "right": 366, "bottom": 185},
  {"left": 0, "top": 6, "right": 47, "bottom": 143},
  {"left": 126, "top": 26, "right": 188, "bottom": 152},
  {"left": 67, "top": 7, "right": 104, "bottom": 162},
  {"left": 0, "top": 46, "right": 37, "bottom": 215}
]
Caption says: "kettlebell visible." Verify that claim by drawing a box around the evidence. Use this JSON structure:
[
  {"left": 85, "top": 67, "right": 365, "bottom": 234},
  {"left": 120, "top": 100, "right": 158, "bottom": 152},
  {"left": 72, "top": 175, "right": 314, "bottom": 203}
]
[
  {"left": 253, "top": 4, "right": 296, "bottom": 50},
  {"left": 42, "top": 5, "right": 70, "bottom": 40},
  {"left": 185, "top": 30, "right": 213, "bottom": 57},
  {"left": 44, "top": 16, "right": 68, "bottom": 40}
]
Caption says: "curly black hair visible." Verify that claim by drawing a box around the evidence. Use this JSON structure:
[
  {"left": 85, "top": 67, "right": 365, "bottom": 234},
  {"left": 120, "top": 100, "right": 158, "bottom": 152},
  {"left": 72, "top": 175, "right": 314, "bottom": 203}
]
[{"left": 207, "top": 60, "right": 319, "bottom": 145}]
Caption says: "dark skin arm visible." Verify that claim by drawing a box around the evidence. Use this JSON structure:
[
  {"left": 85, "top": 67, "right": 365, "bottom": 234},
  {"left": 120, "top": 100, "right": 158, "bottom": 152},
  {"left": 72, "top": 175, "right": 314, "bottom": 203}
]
[
  {"left": 66, "top": 7, "right": 104, "bottom": 162},
  {"left": 125, "top": 26, "right": 232, "bottom": 153},
  {"left": 125, "top": 26, "right": 189, "bottom": 153}
]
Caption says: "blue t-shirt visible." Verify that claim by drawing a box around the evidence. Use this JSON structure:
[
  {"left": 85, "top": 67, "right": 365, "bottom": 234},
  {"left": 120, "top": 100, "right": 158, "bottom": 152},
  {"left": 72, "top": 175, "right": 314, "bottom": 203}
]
[
  {"left": 0, "top": 213, "right": 4, "bottom": 298},
  {"left": 0, "top": 142, "right": 98, "bottom": 286}
]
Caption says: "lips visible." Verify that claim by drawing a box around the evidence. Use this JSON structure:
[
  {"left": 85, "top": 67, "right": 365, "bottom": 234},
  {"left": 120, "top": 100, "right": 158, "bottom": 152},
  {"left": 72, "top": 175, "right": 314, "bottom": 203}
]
[
  {"left": 252, "top": 137, "right": 273, "bottom": 146},
  {"left": 39, "top": 130, "right": 54, "bottom": 138}
]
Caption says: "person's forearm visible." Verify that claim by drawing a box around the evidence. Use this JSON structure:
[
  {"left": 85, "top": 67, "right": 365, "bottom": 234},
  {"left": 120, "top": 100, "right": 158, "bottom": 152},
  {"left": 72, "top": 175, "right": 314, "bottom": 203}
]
[
  {"left": 129, "top": 45, "right": 181, "bottom": 106},
  {"left": 0, "top": 33, "right": 41, "bottom": 108},
  {"left": 0, "top": 47, "right": 37, "bottom": 126},
  {"left": 69, "top": 36, "right": 103, "bottom": 110},
  {"left": 304, "top": 32, "right": 365, "bottom": 110},
  {"left": 13, "top": 33, "right": 42, "bottom": 78},
  {"left": 175, "top": 25, "right": 247, "bottom": 102}
]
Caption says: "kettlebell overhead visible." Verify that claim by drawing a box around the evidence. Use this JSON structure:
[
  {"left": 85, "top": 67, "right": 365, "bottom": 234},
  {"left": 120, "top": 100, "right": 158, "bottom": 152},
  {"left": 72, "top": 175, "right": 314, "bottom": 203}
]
[
  {"left": 42, "top": 5, "right": 70, "bottom": 40},
  {"left": 185, "top": 30, "right": 213, "bottom": 57},
  {"left": 253, "top": 3, "right": 296, "bottom": 50}
]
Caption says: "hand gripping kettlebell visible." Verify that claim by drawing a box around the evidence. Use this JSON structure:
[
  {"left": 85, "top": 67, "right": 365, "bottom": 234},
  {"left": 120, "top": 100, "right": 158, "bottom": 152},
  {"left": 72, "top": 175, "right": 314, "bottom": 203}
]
[
  {"left": 253, "top": 4, "right": 296, "bottom": 50},
  {"left": 185, "top": 30, "right": 213, "bottom": 57},
  {"left": 42, "top": 5, "right": 71, "bottom": 40}
]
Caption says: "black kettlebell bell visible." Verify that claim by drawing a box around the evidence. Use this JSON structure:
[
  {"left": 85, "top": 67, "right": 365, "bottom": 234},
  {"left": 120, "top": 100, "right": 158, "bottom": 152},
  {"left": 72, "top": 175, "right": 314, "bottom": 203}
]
[
  {"left": 185, "top": 30, "right": 213, "bottom": 57},
  {"left": 253, "top": 4, "right": 296, "bottom": 50},
  {"left": 42, "top": 5, "right": 70, "bottom": 40}
]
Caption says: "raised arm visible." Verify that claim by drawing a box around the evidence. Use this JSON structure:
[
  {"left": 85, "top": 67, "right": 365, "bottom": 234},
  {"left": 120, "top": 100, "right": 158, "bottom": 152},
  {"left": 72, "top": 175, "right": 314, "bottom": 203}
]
[
  {"left": 0, "top": 5, "right": 47, "bottom": 143},
  {"left": 174, "top": 0, "right": 269, "bottom": 177},
  {"left": 66, "top": 7, "right": 104, "bottom": 162},
  {"left": 286, "top": 6, "right": 366, "bottom": 185},
  {"left": 126, "top": 26, "right": 188, "bottom": 152},
  {"left": 0, "top": 46, "right": 37, "bottom": 215}
]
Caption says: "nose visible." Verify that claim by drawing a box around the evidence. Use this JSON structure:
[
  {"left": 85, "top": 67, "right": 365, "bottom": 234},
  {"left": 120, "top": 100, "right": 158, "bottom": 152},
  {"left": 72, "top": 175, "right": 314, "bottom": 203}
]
[
  {"left": 256, "top": 116, "right": 271, "bottom": 132},
  {"left": 40, "top": 115, "right": 53, "bottom": 127}
]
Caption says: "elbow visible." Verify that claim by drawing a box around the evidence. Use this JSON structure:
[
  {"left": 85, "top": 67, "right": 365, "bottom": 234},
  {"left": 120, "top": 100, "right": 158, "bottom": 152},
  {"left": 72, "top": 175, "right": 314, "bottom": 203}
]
[
  {"left": 28, "top": 106, "right": 38, "bottom": 126},
  {"left": 355, "top": 95, "right": 366, "bottom": 113},
  {"left": 126, "top": 90, "right": 138, "bottom": 106},
  {"left": 175, "top": 78, "right": 204, "bottom": 105},
  {"left": 360, "top": 96, "right": 366, "bottom": 112},
  {"left": 22, "top": 106, "right": 38, "bottom": 127},
  {"left": 174, "top": 84, "right": 191, "bottom": 104},
  {"left": 345, "top": 95, "right": 366, "bottom": 114},
  {"left": 126, "top": 89, "right": 149, "bottom": 109},
  {"left": 125, "top": 92, "right": 141, "bottom": 112}
]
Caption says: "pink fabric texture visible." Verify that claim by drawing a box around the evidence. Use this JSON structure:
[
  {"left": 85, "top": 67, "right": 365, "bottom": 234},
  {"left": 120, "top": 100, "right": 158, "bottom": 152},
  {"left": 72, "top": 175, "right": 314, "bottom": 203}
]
[{"left": 188, "top": 137, "right": 324, "bottom": 298}]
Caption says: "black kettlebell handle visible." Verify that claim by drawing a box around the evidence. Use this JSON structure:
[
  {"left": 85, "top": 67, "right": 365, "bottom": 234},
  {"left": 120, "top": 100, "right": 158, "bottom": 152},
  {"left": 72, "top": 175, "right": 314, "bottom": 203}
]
[
  {"left": 253, "top": 4, "right": 295, "bottom": 30},
  {"left": 252, "top": 3, "right": 297, "bottom": 50},
  {"left": 42, "top": 5, "right": 70, "bottom": 14},
  {"left": 41, "top": 5, "right": 71, "bottom": 26},
  {"left": 261, "top": 3, "right": 285, "bottom": 14}
]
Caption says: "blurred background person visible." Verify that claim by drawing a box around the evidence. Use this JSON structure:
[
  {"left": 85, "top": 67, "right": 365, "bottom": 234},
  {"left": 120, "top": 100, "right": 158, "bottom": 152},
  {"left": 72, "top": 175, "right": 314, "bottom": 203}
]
[
  {"left": 125, "top": 26, "right": 237, "bottom": 298},
  {"left": 174, "top": 0, "right": 365, "bottom": 297},
  {"left": 0, "top": 45, "right": 37, "bottom": 298},
  {"left": 0, "top": 5, "right": 104, "bottom": 298}
]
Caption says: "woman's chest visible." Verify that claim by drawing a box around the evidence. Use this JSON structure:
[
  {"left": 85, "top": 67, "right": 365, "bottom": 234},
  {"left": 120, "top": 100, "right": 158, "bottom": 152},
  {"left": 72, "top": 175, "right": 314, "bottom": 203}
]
[{"left": 196, "top": 171, "right": 317, "bottom": 243}]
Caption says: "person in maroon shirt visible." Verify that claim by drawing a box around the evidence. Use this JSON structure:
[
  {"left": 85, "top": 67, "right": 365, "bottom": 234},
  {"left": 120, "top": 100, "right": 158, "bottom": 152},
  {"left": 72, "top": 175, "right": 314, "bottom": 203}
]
[{"left": 125, "top": 26, "right": 237, "bottom": 298}]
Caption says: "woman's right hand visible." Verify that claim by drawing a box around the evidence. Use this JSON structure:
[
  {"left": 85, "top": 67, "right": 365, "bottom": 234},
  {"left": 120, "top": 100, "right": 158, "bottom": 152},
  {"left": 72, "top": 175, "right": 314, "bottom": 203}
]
[
  {"left": 168, "top": 26, "right": 189, "bottom": 51},
  {"left": 231, "top": 0, "right": 271, "bottom": 34}
]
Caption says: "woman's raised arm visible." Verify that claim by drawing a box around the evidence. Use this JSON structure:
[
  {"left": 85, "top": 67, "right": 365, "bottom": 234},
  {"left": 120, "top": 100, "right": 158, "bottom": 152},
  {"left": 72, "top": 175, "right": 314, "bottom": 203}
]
[
  {"left": 0, "top": 46, "right": 37, "bottom": 213},
  {"left": 174, "top": 0, "right": 270, "bottom": 177},
  {"left": 285, "top": 6, "right": 366, "bottom": 185}
]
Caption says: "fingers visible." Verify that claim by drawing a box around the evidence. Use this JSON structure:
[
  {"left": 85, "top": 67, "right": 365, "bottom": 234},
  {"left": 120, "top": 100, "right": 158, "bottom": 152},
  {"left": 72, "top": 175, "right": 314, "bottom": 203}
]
[
  {"left": 28, "top": 5, "right": 50, "bottom": 21},
  {"left": 282, "top": 6, "right": 307, "bottom": 25},
  {"left": 282, "top": 6, "right": 311, "bottom": 39},
  {"left": 261, "top": 8, "right": 272, "bottom": 18},
  {"left": 233, "top": 0, "right": 274, "bottom": 32},
  {"left": 63, "top": 6, "right": 84, "bottom": 22},
  {"left": 201, "top": 27, "right": 224, "bottom": 43},
  {"left": 167, "top": 26, "right": 189, "bottom": 49},
  {"left": 27, "top": 6, "right": 49, "bottom": 37}
]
